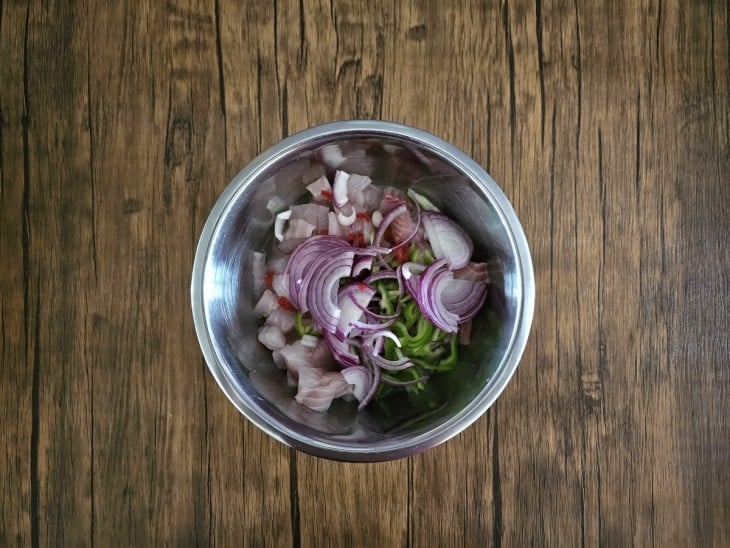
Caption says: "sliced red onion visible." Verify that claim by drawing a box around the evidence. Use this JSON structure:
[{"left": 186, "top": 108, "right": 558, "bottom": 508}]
[
  {"left": 350, "top": 315, "right": 397, "bottom": 332},
  {"left": 371, "top": 354, "right": 417, "bottom": 371},
  {"left": 306, "top": 254, "right": 354, "bottom": 333},
  {"left": 362, "top": 268, "right": 395, "bottom": 281},
  {"left": 356, "top": 245, "right": 392, "bottom": 256},
  {"left": 286, "top": 371, "right": 298, "bottom": 388},
  {"left": 364, "top": 329, "right": 402, "bottom": 350},
  {"left": 417, "top": 259, "right": 459, "bottom": 333},
  {"left": 373, "top": 203, "right": 407, "bottom": 247},
  {"left": 274, "top": 209, "right": 292, "bottom": 242},
  {"left": 369, "top": 333, "right": 385, "bottom": 356},
  {"left": 420, "top": 212, "right": 473, "bottom": 270},
  {"left": 357, "top": 362, "right": 381, "bottom": 410},
  {"left": 440, "top": 278, "right": 488, "bottom": 322},
  {"left": 390, "top": 203, "right": 422, "bottom": 252},
  {"left": 336, "top": 204, "right": 357, "bottom": 226},
  {"left": 354, "top": 302, "right": 401, "bottom": 322},
  {"left": 351, "top": 255, "right": 373, "bottom": 277},
  {"left": 341, "top": 366, "right": 373, "bottom": 402},
  {"left": 399, "top": 262, "right": 425, "bottom": 301},
  {"left": 323, "top": 330, "right": 359, "bottom": 367},
  {"left": 335, "top": 284, "right": 376, "bottom": 340},
  {"left": 371, "top": 210, "right": 383, "bottom": 227},
  {"left": 381, "top": 374, "right": 428, "bottom": 387},
  {"left": 333, "top": 170, "right": 350, "bottom": 208},
  {"left": 284, "top": 236, "right": 351, "bottom": 310},
  {"left": 338, "top": 282, "right": 376, "bottom": 304}
]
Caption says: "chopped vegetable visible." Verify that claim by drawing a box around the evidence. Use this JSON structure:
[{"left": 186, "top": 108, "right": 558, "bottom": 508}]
[{"left": 253, "top": 170, "right": 492, "bottom": 412}]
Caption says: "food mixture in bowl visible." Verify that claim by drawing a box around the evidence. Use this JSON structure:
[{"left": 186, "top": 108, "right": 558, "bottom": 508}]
[{"left": 252, "top": 169, "right": 494, "bottom": 413}]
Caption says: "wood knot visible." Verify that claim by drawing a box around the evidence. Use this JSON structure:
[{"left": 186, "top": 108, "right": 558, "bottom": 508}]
[
  {"left": 123, "top": 198, "right": 143, "bottom": 214},
  {"left": 406, "top": 24, "right": 427, "bottom": 42},
  {"left": 164, "top": 117, "right": 191, "bottom": 168}
]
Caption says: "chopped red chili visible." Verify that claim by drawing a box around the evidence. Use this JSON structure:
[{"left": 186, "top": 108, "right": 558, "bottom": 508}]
[
  {"left": 393, "top": 246, "right": 409, "bottom": 263},
  {"left": 277, "top": 296, "right": 296, "bottom": 311}
]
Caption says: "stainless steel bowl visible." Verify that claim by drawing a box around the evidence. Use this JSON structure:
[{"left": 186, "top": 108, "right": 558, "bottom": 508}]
[{"left": 191, "top": 120, "right": 534, "bottom": 461}]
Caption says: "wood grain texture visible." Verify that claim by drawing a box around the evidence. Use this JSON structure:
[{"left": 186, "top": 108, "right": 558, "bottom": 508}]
[{"left": 1, "top": 0, "right": 728, "bottom": 546}]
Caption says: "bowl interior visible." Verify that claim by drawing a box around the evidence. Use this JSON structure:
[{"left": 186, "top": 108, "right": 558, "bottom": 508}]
[{"left": 197, "top": 126, "right": 531, "bottom": 460}]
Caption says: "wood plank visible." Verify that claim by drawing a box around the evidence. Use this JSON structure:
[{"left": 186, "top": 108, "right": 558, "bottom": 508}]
[
  {"left": 14, "top": 1, "right": 95, "bottom": 545},
  {"left": 297, "top": 457, "right": 408, "bottom": 547},
  {"left": 0, "top": 2, "right": 33, "bottom": 545},
  {"left": 214, "top": 2, "right": 293, "bottom": 545},
  {"left": 85, "top": 0, "right": 217, "bottom": 543},
  {"left": 656, "top": 2, "right": 729, "bottom": 544},
  {"left": 482, "top": 0, "right": 590, "bottom": 543}
]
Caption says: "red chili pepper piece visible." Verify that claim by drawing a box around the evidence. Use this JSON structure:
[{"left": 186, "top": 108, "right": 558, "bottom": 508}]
[
  {"left": 277, "top": 296, "right": 296, "bottom": 311},
  {"left": 264, "top": 270, "right": 275, "bottom": 289},
  {"left": 393, "top": 246, "right": 409, "bottom": 263},
  {"left": 320, "top": 190, "right": 333, "bottom": 200}
]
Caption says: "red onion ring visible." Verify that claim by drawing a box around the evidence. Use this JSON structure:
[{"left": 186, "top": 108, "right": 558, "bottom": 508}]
[
  {"left": 372, "top": 354, "right": 417, "bottom": 371},
  {"left": 440, "top": 278, "right": 488, "bottom": 322},
  {"left": 373, "top": 203, "right": 407, "bottom": 247},
  {"left": 357, "top": 361, "right": 381, "bottom": 410},
  {"left": 416, "top": 259, "right": 459, "bottom": 333},
  {"left": 381, "top": 374, "right": 429, "bottom": 387},
  {"left": 420, "top": 211, "right": 473, "bottom": 270},
  {"left": 323, "top": 330, "right": 359, "bottom": 367}
]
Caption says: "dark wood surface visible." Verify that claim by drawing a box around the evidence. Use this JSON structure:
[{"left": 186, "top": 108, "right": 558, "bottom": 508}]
[{"left": 2, "top": 1, "right": 728, "bottom": 546}]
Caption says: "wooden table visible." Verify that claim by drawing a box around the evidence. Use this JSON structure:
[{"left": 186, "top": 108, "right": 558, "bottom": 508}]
[{"left": 2, "top": 1, "right": 728, "bottom": 545}]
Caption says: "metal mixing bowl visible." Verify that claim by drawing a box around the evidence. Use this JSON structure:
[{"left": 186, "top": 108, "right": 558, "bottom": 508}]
[{"left": 191, "top": 120, "right": 534, "bottom": 461}]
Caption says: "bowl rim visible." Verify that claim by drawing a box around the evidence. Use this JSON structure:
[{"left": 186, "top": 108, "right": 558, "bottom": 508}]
[{"left": 191, "top": 120, "right": 535, "bottom": 462}]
